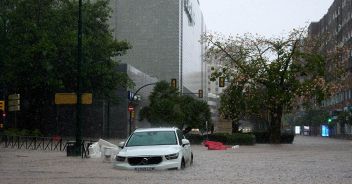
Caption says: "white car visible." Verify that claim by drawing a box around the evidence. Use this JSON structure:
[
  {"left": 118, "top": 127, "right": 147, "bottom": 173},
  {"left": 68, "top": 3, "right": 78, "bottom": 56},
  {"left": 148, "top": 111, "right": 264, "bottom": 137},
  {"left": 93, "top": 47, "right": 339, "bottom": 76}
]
[{"left": 114, "top": 127, "right": 193, "bottom": 170}]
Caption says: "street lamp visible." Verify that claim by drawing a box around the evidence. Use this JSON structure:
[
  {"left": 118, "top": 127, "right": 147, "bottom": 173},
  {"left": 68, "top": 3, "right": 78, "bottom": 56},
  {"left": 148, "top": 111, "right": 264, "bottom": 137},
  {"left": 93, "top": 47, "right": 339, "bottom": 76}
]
[
  {"left": 128, "top": 83, "right": 157, "bottom": 135},
  {"left": 74, "top": 0, "right": 83, "bottom": 156}
]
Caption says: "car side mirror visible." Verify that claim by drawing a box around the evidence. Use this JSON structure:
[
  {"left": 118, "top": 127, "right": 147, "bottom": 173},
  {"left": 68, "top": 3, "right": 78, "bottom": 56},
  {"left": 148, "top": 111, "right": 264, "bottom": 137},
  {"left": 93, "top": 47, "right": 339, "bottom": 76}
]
[
  {"left": 118, "top": 141, "right": 125, "bottom": 149},
  {"left": 181, "top": 139, "right": 190, "bottom": 147}
]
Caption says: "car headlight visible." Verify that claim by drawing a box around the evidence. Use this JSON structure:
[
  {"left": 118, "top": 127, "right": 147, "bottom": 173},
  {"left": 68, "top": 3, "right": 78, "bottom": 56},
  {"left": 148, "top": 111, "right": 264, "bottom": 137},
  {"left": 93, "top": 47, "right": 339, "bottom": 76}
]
[
  {"left": 165, "top": 153, "right": 179, "bottom": 160},
  {"left": 116, "top": 156, "right": 126, "bottom": 162}
]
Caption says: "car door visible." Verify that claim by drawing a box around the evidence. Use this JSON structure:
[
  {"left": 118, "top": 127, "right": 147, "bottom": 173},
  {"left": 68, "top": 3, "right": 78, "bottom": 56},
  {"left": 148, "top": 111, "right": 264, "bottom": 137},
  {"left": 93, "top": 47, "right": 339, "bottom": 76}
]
[{"left": 177, "top": 130, "right": 191, "bottom": 162}]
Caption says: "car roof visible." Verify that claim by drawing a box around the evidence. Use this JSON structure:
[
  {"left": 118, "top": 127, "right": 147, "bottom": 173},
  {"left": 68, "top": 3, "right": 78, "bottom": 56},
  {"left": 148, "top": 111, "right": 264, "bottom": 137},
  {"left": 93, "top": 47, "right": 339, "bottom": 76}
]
[{"left": 133, "top": 127, "right": 178, "bottom": 133}]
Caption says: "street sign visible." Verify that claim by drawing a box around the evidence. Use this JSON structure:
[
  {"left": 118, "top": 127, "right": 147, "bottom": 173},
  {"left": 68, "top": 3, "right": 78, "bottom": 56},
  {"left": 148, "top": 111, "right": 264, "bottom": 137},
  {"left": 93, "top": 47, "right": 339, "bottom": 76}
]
[
  {"left": 55, "top": 93, "right": 76, "bottom": 104},
  {"left": 55, "top": 93, "right": 93, "bottom": 105},
  {"left": 128, "top": 91, "right": 134, "bottom": 100},
  {"left": 0, "top": 101, "right": 4, "bottom": 111},
  {"left": 8, "top": 100, "right": 20, "bottom": 106},
  {"left": 8, "top": 106, "right": 20, "bottom": 112},
  {"left": 8, "top": 94, "right": 20, "bottom": 112},
  {"left": 8, "top": 94, "right": 20, "bottom": 100},
  {"left": 128, "top": 105, "right": 134, "bottom": 112},
  {"left": 81, "top": 93, "right": 93, "bottom": 104}
]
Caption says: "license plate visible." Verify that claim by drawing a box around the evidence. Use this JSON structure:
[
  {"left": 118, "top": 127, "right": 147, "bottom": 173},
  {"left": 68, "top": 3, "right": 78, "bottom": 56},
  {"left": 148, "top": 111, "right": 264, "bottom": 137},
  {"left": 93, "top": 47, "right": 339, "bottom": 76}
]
[{"left": 135, "top": 167, "right": 154, "bottom": 171}]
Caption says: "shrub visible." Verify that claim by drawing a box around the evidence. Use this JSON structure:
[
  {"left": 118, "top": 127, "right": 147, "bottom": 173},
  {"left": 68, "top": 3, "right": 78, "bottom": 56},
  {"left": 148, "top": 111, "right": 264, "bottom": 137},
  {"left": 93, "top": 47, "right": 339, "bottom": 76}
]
[
  {"left": 30, "top": 129, "right": 43, "bottom": 137},
  {"left": 184, "top": 134, "right": 204, "bottom": 144},
  {"left": 280, "top": 134, "right": 295, "bottom": 144},
  {"left": 3, "top": 128, "right": 43, "bottom": 137},
  {"left": 3, "top": 128, "right": 21, "bottom": 136},
  {"left": 252, "top": 132, "right": 295, "bottom": 144},
  {"left": 185, "top": 133, "right": 255, "bottom": 145},
  {"left": 252, "top": 132, "right": 270, "bottom": 143}
]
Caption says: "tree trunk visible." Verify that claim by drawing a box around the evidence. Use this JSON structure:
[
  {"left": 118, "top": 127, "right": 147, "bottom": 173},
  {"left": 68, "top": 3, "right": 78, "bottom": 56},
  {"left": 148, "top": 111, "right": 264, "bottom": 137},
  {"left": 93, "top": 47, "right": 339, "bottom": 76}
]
[
  {"left": 232, "top": 120, "right": 240, "bottom": 134},
  {"left": 269, "top": 107, "right": 283, "bottom": 144}
]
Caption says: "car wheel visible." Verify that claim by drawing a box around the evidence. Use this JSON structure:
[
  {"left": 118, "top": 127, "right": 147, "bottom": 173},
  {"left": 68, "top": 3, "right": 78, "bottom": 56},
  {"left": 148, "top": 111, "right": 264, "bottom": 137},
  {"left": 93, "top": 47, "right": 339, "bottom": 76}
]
[
  {"left": 190, "top": 153, "right": 193, "bottom": 166},
  {"left": 180, "top": 158, "right": 186, "bottom": 170}
]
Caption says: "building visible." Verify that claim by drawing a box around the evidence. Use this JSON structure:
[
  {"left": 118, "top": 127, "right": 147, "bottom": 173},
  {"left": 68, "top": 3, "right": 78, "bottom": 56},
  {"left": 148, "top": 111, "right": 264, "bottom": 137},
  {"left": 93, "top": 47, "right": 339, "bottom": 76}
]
[
  {"left": 109, "top": 0, "right": 206, "bottom": 95},
  {"left": 307, "top": 0, "right": 352, "bottom": 136},
  {"left": 52, "top": 64, "right": 156, "bottom": 139}
]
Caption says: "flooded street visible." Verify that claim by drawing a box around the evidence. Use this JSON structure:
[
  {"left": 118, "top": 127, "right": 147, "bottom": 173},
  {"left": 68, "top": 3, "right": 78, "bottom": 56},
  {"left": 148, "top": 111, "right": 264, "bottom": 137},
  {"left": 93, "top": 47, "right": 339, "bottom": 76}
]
[{"left": 1, "top": 136, "right": 352, "bottom": 184}]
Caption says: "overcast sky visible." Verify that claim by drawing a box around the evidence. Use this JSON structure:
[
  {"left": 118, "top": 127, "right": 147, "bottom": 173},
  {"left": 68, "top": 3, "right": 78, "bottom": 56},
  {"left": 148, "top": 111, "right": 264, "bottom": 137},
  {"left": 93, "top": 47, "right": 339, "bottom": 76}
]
[{"left": 199, "top": 0, "right": 334, "bottom": 37}]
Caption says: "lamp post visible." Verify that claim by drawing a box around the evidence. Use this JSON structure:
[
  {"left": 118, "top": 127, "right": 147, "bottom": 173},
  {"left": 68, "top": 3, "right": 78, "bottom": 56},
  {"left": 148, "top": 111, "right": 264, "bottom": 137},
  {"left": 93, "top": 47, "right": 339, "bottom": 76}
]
[
  {"left": 128, "top": 83, "right": 156, "bottom": 135},
  {"left": 75, "top": 0, "right": 83, "bottom": 156}
]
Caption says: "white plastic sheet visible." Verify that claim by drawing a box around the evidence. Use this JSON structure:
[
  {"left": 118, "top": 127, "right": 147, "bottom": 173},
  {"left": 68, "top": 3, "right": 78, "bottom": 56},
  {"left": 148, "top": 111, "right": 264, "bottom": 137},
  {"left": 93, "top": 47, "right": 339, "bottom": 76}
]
[{"left": 88, "top": 139, "right": 120, "bottom": 161}]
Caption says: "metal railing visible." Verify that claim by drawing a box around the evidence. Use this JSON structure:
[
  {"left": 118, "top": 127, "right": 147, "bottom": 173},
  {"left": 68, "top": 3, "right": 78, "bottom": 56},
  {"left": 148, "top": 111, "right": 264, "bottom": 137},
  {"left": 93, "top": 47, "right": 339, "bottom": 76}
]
[{"left": 0, "top": 134, "right": 95, "bottom": 157}]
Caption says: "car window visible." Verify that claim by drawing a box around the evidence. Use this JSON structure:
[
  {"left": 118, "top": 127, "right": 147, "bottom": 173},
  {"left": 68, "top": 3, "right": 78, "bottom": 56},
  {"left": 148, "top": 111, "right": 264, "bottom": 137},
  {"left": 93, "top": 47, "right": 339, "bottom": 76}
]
[
  {"left": 176, "top": 130, "right": 184, "bottom": 145},
  {"left": 126, "top": 131, "right": 177, "bottom": 147}
]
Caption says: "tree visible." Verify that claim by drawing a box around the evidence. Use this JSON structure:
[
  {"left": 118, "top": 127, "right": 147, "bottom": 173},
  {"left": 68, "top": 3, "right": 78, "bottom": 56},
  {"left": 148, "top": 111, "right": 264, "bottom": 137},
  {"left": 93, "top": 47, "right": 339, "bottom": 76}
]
[
  {"left": 0, "top": 0, "right": 131, "bottom": 131},
  {"left": 140, "top": 81, "right": 182, "bottom": 126},
  {"left": 140, "top": 81, "right": 211, "bottom": 131},
  {"left": 203, "top": 29, "right": 345, "bottom": 143},
  {"left": 179, "top": 95, "right": 211, "bottom": 132}
]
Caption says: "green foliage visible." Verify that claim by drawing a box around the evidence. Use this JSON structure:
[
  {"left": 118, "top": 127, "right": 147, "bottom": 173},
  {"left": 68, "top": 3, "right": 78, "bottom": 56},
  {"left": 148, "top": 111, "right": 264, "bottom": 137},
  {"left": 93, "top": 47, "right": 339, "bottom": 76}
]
[
  {"left": 280, "top": 134, "right": 295, "bottom": 144},
  {"left": 3, "top": 128, "right": 43, "bottom": 137},
  {"left": 140, "top": 81, "right": 211, "bottom": 130},
  {"left": 337, "top": 109, "right": 352, "bottom": 125},
  {"left": 185, "top": 133, "right": 255, "bottom": 145},
  {"left": 184, "top": 133, "right": 204, "bottom": 144},
  {"left": 0, "top": 0, "right": 131, "bottom": 130},
  {"left": 252, "top": 132, "right": 270, "bottom": 143},
  {"left": 252, "top": 132, "right": 294, "bottom": 144},
  {"left": 208, "top": 133, "right": 255, "bottom": 145},
  {"left": 140, "top": 81, "right": 182, "bottom": 126},
  {"left": 219, "top": 78, "right": 264, "bottom": 133}
]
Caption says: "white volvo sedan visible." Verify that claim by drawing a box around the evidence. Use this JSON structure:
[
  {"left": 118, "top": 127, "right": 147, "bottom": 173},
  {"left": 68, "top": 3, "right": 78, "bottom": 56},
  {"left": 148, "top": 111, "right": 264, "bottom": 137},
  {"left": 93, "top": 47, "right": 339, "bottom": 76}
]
[{"left": 114, "top": 127, "right": 193, "bottom": 170}]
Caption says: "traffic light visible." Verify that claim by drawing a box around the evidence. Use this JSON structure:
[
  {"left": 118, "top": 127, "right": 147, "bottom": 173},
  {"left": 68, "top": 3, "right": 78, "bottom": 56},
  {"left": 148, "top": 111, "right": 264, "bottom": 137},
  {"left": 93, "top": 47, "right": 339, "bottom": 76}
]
[
  {"left": 328, "top": 117, "right": 332, "bottom": 123},
  {"left": 219, "top": 77, "right": 225, "bottom": 87},
  {"left": 198, "top": 89, "right": 203, "bottom": 98},
  {"left": 171, "top": 79, "right": 177, "bottom": 89}
]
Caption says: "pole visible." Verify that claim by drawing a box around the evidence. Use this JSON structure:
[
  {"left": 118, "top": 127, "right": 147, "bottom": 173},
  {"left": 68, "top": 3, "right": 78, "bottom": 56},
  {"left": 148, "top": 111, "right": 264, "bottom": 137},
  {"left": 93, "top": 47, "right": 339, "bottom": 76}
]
[
  {"left": 129, "top": 108, "right": 132, "bottom": 135},
  {"left": 75, "top": 0, "right": 83, "bottom": 156},
  {"left": 128, "top": 83, "right": 157, "bottom": 135},
  {"left": 206, "top": 121, "right": 208, "bottom": 140},
  {"left": 107, "top": 100, "right": 110, "bottom": 138}
]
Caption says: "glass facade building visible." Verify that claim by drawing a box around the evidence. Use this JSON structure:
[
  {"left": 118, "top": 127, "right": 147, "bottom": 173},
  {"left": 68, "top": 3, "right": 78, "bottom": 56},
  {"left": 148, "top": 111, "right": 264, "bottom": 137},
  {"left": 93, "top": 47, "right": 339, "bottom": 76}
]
[{"left": 109, "top": 0, "right": 206, "bottom": 95}]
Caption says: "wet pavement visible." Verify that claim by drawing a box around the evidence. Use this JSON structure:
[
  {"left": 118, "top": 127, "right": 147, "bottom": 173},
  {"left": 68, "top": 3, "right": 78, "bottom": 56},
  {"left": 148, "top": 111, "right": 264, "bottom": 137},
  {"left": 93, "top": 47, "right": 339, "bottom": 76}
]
[{"left": 0, "top": 136, "right": 352, "bottom": 184}]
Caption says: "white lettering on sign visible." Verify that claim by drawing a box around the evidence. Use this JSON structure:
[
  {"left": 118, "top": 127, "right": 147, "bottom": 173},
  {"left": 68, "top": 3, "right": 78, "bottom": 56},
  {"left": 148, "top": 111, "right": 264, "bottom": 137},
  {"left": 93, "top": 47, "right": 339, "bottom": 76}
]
[{"left": 184, "top": 0, "right": 195, "bottom": 25}]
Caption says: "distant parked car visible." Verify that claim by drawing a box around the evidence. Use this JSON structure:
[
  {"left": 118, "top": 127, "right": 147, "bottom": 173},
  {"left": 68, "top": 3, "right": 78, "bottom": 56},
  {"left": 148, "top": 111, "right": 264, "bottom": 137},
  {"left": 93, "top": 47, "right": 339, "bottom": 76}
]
[{"left": 114, "top": 127, "right": 193, "bottom": 170}]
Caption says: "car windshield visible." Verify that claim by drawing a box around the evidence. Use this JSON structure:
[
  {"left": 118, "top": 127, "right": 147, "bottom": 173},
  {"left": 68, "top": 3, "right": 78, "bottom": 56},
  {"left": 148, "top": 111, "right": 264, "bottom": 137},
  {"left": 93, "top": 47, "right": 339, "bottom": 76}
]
[{"left": 126, "top": 131, "right": 177, "bottom": 147}]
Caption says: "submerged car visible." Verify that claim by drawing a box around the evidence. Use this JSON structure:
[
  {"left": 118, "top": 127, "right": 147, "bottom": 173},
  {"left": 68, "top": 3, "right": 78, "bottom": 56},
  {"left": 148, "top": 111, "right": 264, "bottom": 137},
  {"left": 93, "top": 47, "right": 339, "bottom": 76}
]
[{"left": 114, "top": 127, "right": 193, "bottom": 170}]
